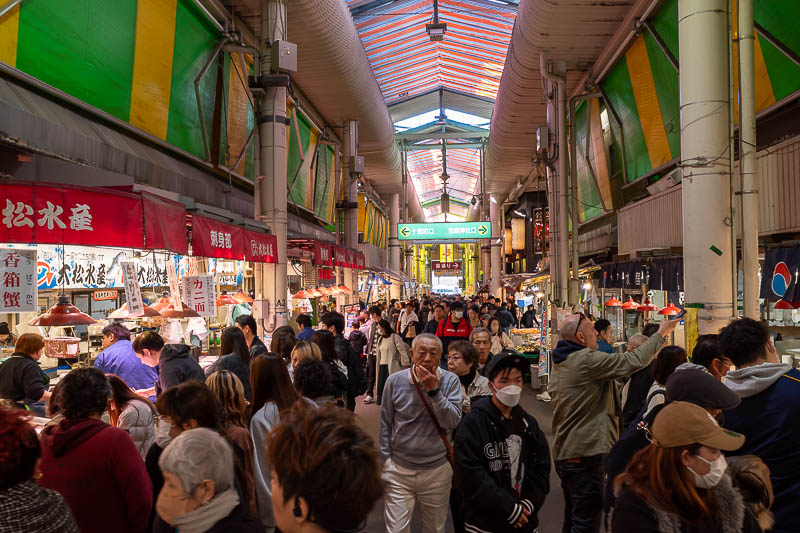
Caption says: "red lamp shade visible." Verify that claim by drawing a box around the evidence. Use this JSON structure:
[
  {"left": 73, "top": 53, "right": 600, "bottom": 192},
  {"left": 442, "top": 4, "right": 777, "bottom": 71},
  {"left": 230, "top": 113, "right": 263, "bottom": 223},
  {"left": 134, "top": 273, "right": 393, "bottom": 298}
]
[
  {"left": 107, "top": 302, "right": 162, "bottom": 319},
  {"left": 659, "top": 302, "right": 682, "bottom": 316},
  {"left": 308, "top": 288, "right": 324, "bottom": 298},
  {"left": 159, "top": 302, "right": 201, "bottom": 318},
  {"left": 233, "top": 291, "right": 254, "bottom": 304},
  {"left": 637, "top": 299, "right": 658, "bottom": 312},
  {"left": 216, "top": 291, "right": 238, "bottom": 306},
  {"left": 604, "top": 297, "right": 622, "bottom": 307},
  {"left": 775, "top": 299, "right": 800, "bottom": 310},
  {"left": 293, "top": 290, "right": 310, "bottom": 299},
  {"left": 150, "top": 293, "right": 173, "bottom": 312},
  {"left": 338, "top": 285, "right": 352, "bottom": 293},
  {"left": 29, "top": 295, "right": 96, "bottom": 326},
  {"left": 317, "top": 287, "right": 331, "bottom": 296},
  {"left": 621, "top": 297, "right": 639, "bottom": 310}
]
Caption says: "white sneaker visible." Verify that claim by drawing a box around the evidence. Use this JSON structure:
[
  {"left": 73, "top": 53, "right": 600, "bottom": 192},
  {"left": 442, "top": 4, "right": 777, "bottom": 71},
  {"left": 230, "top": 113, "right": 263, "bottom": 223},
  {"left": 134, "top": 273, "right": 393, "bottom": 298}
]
[
  {"left": 364, "top": 396, "right": 375, "bottom": 404},
  {"left": 536, "top": 391, "right": 551, "bottom": 403}
]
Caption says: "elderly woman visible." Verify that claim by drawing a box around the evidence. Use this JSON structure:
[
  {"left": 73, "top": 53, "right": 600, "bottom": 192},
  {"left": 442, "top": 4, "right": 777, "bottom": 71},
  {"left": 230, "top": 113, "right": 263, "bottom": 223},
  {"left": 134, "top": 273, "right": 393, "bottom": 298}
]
[
  {"left": 157, "top": 428, "right": 261, "bottom": 532},
  {"left": 94, "top": 323, "right": 158, "bottom": 395},
  {"left": 0, "top": 407, "right": 79, "bottom": 532},
  {"left": 0, "top": 333, "right": 51, "bottom": 413},
  {"left": 446, "top": 340, "right": 491, "bottom": 414}
]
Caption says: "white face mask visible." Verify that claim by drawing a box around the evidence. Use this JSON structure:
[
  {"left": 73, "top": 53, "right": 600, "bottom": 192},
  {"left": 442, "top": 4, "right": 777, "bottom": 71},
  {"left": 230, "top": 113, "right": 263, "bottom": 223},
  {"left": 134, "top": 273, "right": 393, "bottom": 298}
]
[
  {"left": 494, "top": 385, "right": 522, "bottom": 407},
  {"left": 687, "top": 454, "right": 727, "bottom": 489},
  {"left": 154, "top": 418, "right": 173, "bottom": 448},
  {"left": 453, "top": 311, "right": 464, "bottom": 320}
]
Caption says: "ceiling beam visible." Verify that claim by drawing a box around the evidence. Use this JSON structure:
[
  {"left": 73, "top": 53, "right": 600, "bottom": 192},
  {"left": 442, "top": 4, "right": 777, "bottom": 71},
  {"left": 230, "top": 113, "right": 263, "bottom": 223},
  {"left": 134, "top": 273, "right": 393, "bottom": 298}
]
[
  {"left": 406, "top": 142, "right": 484, "bottom": 150},
  {"left": 397, "top": 131, "right": 489, "bottom": 141}
]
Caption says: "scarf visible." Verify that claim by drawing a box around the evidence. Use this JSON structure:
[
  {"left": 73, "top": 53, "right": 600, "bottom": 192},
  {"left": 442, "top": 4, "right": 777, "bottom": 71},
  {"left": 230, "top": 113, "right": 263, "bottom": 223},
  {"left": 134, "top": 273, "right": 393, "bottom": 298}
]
[
  {"left": 459, "top": 366, "right": 477, "bottom": 389},
  {"left": 171, "top": 489, "right": 239, "bottom": 533}
]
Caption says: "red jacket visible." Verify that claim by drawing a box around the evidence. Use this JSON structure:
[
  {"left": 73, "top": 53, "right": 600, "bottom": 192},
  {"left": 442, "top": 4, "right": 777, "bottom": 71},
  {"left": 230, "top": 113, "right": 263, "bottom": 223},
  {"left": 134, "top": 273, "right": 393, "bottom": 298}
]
[
  {"left": 435, "top": 317, "right": 473, "bottom": 354},
  {"left": 39, "top": 418, "right": 153, "bottom": 533}
]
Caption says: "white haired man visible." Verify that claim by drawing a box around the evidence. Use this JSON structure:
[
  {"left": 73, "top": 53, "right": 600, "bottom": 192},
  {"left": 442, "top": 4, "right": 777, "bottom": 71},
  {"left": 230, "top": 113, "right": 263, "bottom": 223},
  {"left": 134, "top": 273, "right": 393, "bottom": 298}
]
[{"left": 379, "top": 333, "right": 462, "bottom": 533}]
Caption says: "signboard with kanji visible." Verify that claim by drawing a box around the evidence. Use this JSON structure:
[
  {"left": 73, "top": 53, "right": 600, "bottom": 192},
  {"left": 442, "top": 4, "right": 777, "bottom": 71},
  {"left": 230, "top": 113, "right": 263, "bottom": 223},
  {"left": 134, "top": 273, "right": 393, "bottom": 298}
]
[
  {"left": 166, "top": 258, "right": 182, "bottom": 310},
  {"left": 182, "top": 275, "right": 216, "bottom": 317},
  {"left": 432, "top": 261, "right": 462, "bottom": 273},
  {"left": 0, "top": 248, "right": 37, "bottom": 313},
  {"left": 120, "top": 261, "right": 144, "bottom": 317},
  {"left": 397, "top": 222, "right": 491, "bottom": 241}
]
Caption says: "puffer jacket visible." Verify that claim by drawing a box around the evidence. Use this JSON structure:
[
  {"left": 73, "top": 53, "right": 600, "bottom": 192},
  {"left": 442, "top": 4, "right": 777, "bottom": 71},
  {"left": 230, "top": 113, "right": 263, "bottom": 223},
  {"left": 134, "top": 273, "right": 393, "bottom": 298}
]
[
  {"left": 156, "top": 343, "right": 205, "bottom": 396},
  {"left": 612, "top": 475, "right": 762, "bottom": 533},
  {"left": 549, "top": 333, "right": 664, "bottom": 461},
  {"left": 117, "top": 399, "right": 155, "bottom": 459}
]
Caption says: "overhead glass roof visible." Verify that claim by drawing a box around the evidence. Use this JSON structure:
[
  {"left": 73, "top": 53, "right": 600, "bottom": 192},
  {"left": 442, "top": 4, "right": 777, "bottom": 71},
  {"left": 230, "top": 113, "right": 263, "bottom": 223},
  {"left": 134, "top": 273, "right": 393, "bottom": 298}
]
[{"left": 349, "top": 0, "right": 517, "bottom": 221}]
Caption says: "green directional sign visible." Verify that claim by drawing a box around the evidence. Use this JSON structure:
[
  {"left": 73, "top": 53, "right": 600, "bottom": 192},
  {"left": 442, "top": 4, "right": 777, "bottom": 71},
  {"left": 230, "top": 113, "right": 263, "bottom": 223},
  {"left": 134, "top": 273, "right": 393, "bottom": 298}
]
[{"left": 397, "top": 222, "right": 492, "bottom": 241}]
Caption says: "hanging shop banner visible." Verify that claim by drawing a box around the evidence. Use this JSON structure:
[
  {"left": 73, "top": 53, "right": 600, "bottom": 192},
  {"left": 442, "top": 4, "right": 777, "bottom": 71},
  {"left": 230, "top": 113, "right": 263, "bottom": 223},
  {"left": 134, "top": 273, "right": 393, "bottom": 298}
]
[
  {"left": 0, "top": 248, "right": 37, "bottom": 313},
  {"left": 182, "top": 275, "right": 216, "bottom": 317},
  {"left": 166, "top": 257, "right": 182, "bottom": 309},
  {"left": 601, "top": 260, "right": 645, "bottom": 289},
  {"left": 760, "top": 247, "right": 800, "bottom": 300},
  {"left": 648, "top": 257, "right": 684, "bottom": 292},
  {"left": 142, "top": 193, "right": 188, "bottom": 255},
  {"left": 1, "top": 182, "right": 144, "bottom": 248},
  {"left": 333, "top": 246, "right": 343, "bottom": 267},
  {"left": 432, "top": 261, "right": 462, "bottom": 274},
  {"left": 244, "top": 230, "right": 278, "bottom": 263},
  {"left": 355, "top": 251, "right": 365, "bottom": 270},
  {"left": 120, "top": 261, "right": 145, "bottom": 317},
  {"left": 313, "top": 241, "right": 333, "bottom": 267},
  {"left": 345, "top": 249, "right": 354, "bottom": 269},
  {"left": 191, "top": 215, "right": 244, "bottom": 260}
]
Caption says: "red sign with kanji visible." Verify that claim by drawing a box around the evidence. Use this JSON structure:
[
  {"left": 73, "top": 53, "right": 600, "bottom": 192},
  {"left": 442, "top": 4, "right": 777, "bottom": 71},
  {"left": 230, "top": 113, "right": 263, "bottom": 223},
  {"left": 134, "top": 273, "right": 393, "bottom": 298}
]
[
  {"left": 0, "top": 182, "right": 144, "bottom": 248},
  {"left": 191, "top": 215, "right": 244, "bottom": 260},
  {"left": 313, "top": 241, "right": 333, "bottom": 267},
  {"left": 244, "top": 230, "right": 278, "bottom": 263}
]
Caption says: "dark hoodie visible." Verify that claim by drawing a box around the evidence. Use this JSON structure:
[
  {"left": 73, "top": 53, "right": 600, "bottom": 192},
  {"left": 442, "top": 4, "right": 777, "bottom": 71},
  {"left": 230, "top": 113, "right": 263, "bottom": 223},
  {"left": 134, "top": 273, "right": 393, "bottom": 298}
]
[
  {"left": 453, "top": 397, "right": 551, "bottom": 533},
  {"left": 552, "top": 339, "right": 585, "bottom": 364},
  {"left": 156, "top": 343, "right": 205, "bottom": 396},
  {"left": 39, "top": 418, "right": 152, "bottom": 533}
]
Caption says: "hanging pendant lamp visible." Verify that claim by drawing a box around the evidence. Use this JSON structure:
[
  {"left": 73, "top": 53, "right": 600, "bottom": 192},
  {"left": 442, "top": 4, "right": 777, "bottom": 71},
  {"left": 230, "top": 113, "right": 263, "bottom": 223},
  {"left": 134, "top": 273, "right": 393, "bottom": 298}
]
[
  {"left": 30, "top": 295, "right": 96, "bottom": 326},
  {"left": 658, "top": 302, "right": 682, "bottom": 316},
  {"left": 216, "top": 291, "right": 238, "bottom": 306},
  {"left": 108, "top": 302, "right": 162, "bottom": 319},
  {"left": 150, "top": 292, "right": 173, "bottom": 312},
  {"left": 338, "top": 285, "right": 353, "bottom": 293},
  {"left": 293, "top": 290, "right": 310, "bottom": 299},
  {"left": 621, "top": 297, "right": 639, "bottom": 310},
  {"left": 233, "top": 291, "right": 254, "bottom": 304},
  {"left": 774, "top": 299, "right": 800, "bottom": 310},
  {"left": 637, "top": 299, "right": 658, "bottom": 312},
  {"left": 158, "top": 302, "right": 201, "bottom": 318},
  {"left": 604, "top": 296, "right": 622, "bottom": 307}
]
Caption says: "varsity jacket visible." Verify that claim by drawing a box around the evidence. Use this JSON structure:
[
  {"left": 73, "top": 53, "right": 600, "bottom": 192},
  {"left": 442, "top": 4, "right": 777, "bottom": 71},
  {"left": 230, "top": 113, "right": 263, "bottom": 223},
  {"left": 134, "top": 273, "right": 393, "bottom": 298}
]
[{"left": 453, "top": 397, "right": 551, "bottom": 533}]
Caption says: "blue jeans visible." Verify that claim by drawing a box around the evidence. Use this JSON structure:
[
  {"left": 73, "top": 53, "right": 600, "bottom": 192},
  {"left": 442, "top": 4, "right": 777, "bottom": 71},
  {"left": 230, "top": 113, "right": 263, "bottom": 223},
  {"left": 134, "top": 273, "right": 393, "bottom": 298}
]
[{"left": 555, "top": 454, "right": 606, "bottom": 533}]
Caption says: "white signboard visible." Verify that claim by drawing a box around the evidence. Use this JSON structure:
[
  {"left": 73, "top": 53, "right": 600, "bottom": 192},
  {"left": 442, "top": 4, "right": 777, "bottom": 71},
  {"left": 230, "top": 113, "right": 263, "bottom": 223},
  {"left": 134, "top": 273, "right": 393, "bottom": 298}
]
[
  {"left": 0, "top": 248, "right": 37, "bottom": 312},
  {"left": 183, "top": 275, "right": 216, "bottom": 317},
  {"left": 166, "top": 258, "right": 182, "bottom": 310},
  {"left": 120, "top": 261, "right": 144, "bottom": 317}
]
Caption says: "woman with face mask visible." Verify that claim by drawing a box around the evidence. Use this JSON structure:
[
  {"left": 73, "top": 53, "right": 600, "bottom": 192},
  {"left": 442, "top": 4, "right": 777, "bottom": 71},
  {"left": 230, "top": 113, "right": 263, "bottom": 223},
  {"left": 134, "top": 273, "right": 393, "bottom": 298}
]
[
  {"left": 488, "top": 316, "right": 514, "bottom": 355},
  {"left": 612, "top": 401, "right": 763, "bottom": 533},
  {"left": 453, "top": 351, "right": 552, "bottom": 533}
]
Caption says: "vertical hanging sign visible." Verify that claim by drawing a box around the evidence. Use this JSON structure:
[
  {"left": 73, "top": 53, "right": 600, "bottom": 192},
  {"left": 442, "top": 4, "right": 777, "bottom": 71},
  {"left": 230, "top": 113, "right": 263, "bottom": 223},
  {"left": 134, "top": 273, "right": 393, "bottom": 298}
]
[
  {"left": 183, "top": 275, "right": 216, "bottom": 317},
  {"left": 166, "top": 257, "right": 182, "bottom": 309},
  {"left": 0, "top": 248, "right": 37, "bottom": 313},
  {"left": 120, "top": 261, "right": 144, "bottom": 317}
]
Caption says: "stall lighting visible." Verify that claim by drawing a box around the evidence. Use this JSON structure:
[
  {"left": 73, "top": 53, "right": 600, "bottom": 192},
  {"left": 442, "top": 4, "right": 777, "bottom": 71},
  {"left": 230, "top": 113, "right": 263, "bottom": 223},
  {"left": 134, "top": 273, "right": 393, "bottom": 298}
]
[
  {"left": 317, "top": 287, "right": 331, "bottom": 296},
  {"left": 658, "top": 302, "right": 682, "bottom": 316},
  {"left": 216, "top": 291, "right": 238, "bottom": 306},
  {"left": 293, "top": 290, "right": 311, "bottom": 299},
  {"left": 604, "top": 296, "right": 622, "bottom": 307},
  {"left": 233, "top": 291, "right": 254, "bottom": 304},
  {"left": 504, "top": 228, "right": 513, "bottom": 255},
  {"left": 158, "top": 302, "right": 201, "bottom": 318},
  {"left": 29, "top": 295, "right": 96, "bottom": 326},
  {"left": 338, "top": 285, "right": 352, "bottom": 293},
  {"left": 774, "top": 300, "right": 800, "bottom": 310},
  {"left": 535, "top": 290, "right": 545, "bottom": 299},
  {"left": 582, "top": 281, "right": 592, "bottom": 291},
  {"left": 107, "top": 302, "right": 162, "bottom": 319},
  {"left": 308, "top": 288, "right": 324, "bottom": 298},
  {"left": 150, "top": 293, "right": 173, "bottom": 312},
  {"left": 637, "top": 299, "right": 658, "bottom": 312},
  {"left": 621, "top": 297, "right": 639, "bottom": 310},
  {"left": 511, "top": 218, "right": 525, "bottom": 250}
]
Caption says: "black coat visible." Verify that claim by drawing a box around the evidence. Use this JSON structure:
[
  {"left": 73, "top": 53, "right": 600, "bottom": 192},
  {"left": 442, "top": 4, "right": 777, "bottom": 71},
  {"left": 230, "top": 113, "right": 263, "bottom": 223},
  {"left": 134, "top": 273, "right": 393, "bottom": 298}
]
[
  {"left": 622, "top": 360, "right": 655, "bottom": 430},
  {"left": 453, "top": 397, "right": 551, "bottom": 533},
  {"left": 206, "top": 502, "right": 262, "bottom": 532},
  {"left": 334, "top": 334, "right": 367, "bottom": 398},
  {"left": 205, "top": 353, "right": 252, "bottom": 401},
  {"left": 156, "top": 344, "right": 205, "bottom": 396},
  {"left": 0, "top": 352, "right": 47, "bottom": 405}
]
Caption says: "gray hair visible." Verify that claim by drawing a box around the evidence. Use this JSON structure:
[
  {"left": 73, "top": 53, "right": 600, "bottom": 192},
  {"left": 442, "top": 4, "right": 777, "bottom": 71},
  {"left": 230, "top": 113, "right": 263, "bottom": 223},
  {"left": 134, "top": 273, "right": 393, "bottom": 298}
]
[
  {"left": 626, "top": 334, "right": 648, "bottom": 352},
  {"left": 470, "top": 327, "right": 491, "bottom": 343},
  {"left": 159, "top": 428, "right": 234, "bottom": 495},
  {"left": 411, "top": 333, "right": 443, "bottom": 353}
]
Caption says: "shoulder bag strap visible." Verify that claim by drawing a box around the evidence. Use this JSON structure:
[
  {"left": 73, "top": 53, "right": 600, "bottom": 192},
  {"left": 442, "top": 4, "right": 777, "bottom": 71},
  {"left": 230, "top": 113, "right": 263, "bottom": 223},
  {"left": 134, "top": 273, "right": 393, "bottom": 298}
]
[{"left": 410, "top": 368, "right": 454, "bottom": 465}]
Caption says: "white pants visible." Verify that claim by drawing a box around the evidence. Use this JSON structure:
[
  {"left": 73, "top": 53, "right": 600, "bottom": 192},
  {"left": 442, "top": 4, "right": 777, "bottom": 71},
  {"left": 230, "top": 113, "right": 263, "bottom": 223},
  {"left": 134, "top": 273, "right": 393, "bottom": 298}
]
[{"left": 382, "top": 458, "right": 453, "bottom": 533}]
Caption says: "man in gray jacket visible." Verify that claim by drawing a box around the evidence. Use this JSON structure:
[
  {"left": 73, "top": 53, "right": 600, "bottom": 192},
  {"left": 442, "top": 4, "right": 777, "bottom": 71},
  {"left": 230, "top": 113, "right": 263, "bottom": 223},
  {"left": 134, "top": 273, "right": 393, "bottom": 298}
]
[
  {"left": 379, "top": 333, "right": 462, "bottom": 533},
  {"left": 549, "top": 313, "right": 677, "bottom": 533}
]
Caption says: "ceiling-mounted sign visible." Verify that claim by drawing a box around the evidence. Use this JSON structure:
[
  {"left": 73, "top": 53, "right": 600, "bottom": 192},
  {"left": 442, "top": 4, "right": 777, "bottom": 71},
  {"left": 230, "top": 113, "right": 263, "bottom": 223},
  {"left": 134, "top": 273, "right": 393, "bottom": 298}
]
[
  {"left": 92, "top": 290, "right": 118, "bottom": 301},
  {"left": 397, "top": 222, "right": 491, "bottom": 241},
  {"left": 432, "top": 261, "right": 462, "bottom": 274}
]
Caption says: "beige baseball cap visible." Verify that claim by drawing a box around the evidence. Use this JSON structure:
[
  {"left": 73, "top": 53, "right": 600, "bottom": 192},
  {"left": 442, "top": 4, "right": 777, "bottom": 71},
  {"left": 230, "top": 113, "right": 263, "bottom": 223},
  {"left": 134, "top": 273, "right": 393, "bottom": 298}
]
[{"left": 651, "top": 401, "right": 745, "bottom": 450}]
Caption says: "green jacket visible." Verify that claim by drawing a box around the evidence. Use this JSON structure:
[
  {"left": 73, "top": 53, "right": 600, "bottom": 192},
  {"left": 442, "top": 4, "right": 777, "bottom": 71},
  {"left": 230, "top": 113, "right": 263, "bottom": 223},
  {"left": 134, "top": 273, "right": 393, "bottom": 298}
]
[{"left": 549, "top": 333, "right": 664, "bottom": 461}]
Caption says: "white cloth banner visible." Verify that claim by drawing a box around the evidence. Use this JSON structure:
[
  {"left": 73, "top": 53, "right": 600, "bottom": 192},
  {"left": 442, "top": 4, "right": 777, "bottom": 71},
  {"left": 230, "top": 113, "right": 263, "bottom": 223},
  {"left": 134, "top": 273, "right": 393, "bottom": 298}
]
[{"left": 0, "top": 248, "right": 37, "bottom": 312}]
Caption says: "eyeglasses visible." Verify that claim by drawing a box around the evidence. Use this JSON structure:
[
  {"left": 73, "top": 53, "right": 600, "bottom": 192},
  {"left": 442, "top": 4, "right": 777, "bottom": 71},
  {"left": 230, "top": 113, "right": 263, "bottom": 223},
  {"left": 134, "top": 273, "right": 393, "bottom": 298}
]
[{"left": 569, "top": 313, "right": 587, "bottom": 338}]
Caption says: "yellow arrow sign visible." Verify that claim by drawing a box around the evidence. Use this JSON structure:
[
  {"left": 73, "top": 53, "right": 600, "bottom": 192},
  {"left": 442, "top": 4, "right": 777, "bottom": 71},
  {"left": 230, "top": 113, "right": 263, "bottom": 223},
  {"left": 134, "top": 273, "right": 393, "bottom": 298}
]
[
  {"left": 477, "top": 224, "right": 489, "bottom": 236},
  {"left": 400, "top": 226, "right": 410, "bottom": 237}
]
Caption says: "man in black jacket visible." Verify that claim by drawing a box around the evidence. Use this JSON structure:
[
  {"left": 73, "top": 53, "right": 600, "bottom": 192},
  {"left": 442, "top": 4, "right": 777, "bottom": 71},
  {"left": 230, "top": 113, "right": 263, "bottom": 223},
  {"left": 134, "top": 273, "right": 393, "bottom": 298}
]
[
  {"left": 321, "top": 312, "right": 367, "bottom": 411},
  {"left": 454, "top": 352, "right": 551, "bottom": 533}
]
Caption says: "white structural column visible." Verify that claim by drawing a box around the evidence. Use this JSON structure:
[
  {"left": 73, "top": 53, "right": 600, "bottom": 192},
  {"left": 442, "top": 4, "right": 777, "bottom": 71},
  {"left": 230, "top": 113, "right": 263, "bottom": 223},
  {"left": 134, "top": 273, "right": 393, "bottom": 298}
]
[
  {"left": 257, "top": 0, "right": 289, "bottom": 331},
  {"left": 738, "top": 0, "right": 759, "bottom": 318},
  {"left": 490, "top": 195, "right": 503, "bottom": 297},
  {"left": 342, "top": 120, "right": 360, "bottom": 304},
  {"left": 679, "top": 0, "right": 734, "bottom": 333},
  {"left": 389, "top": 193, "right": 402, "bottom": 299}
]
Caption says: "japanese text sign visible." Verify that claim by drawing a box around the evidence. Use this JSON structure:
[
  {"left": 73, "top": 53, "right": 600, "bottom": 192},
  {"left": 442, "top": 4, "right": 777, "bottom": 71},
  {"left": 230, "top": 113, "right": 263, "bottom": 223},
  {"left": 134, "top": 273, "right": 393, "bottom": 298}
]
[
  {"left": 166, "top": 258, "right": 182, "bottom": 309},
  {"left": 397, "top": 221, "right": 491, "bottom": 241},
  {"left": 244, "top": 230, "right": 278, "bottom": 263},
  {"left": 120, "top": 261, "right": 144, "bottom": 317},
  {"left": 182, "top": 275, "right": 216, "bottom": 317},
  {"left": 1, "top": 182, "right": 144, "bottom": 248},
  {"left": 313, "top": 241, "right": 332, "bottom": 267},
  {"left": 0, "top": 248, "right": 37, "bottom": 312},
  {"left": 191, "top": 215, "right": 243, "bottom": 260}
]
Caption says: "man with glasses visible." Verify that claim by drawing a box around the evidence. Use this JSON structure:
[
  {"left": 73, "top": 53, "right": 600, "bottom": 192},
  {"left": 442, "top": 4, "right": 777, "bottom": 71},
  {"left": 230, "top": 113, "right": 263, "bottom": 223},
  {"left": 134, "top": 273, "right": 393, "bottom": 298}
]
[{"left": 549, "top": 313, "right": 678, "bottom": 533}]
